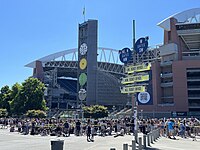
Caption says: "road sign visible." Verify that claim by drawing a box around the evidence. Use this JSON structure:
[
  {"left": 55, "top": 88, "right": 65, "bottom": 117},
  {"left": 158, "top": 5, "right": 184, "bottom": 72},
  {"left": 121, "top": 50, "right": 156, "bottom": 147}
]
[
  {"left": 121, "top": 74, "right": 149, "bottom": 84},
  {"left": 120, "top": 86, "right": 146, "bottom": 94},
  {"left": 125, "top": 63, "right": 151, "bottom": 74},
  {"left": 134, "top": 37, "right": 148, "bottom": 54},
  {"left": 119, "top": 47, "right": 132, "bottom": 63},
  {"left": 78, "top": 89, "right": 87, "bottom": 100}
]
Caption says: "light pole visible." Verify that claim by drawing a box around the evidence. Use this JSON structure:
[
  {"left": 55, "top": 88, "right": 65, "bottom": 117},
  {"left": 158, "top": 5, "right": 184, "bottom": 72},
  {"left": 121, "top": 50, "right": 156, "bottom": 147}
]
[{"left": 132, "top": 94, "right": 138, "bottom": 143}]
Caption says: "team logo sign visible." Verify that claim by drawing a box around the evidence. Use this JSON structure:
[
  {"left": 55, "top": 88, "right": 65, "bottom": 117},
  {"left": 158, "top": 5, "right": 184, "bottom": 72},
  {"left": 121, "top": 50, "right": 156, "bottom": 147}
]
[
  {"left": 79, "top": 58, "right": 87, "bottom": 70},
  {"left": 79, "top": 43, "right": 88, "bottom": 55},
  {"left": 79, "top": 73, "right": 87, "bottom": 86}
]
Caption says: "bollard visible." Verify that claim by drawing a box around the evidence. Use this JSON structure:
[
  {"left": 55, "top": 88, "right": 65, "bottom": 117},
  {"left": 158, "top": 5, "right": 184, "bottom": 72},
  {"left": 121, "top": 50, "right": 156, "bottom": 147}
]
[
  {"left": 138, "top": 137, "right": 142, "bottom": 150},
  {"left": 156, "top": 129, "right": 159, "bottom": 139},
  {"left": 153, "top": 130, "right": 156, "bottom": 142},
  {"left": 134, "top": 131, "right": 138, "bottom": 143},
  {"left": 51, "top": 140, "right": 64, "bottom": 150},
  {"left": 152, "top": 131, "right": 154, "bottom": 142},
  {"left": 143, "top": 134, "right": 147, "bottom": 149},
  {"left": 123, "top": 143, "right": 128, "bottom": 150},
  {"left": 110, "top": 148, "right": 116, "bottom": 150},
  {"left": 150, "top": 132, "right": 153, "bottom": 144},
  {"left": 132, "top": 140, "right": 136, "bottom": 150},
  {"left": 147, "top": 133, "right": 150, "bottom": 146}
]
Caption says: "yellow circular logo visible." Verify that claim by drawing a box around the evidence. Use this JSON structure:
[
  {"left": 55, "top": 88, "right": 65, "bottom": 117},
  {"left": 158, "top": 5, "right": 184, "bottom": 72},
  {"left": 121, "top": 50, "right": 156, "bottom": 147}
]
[{"left": 79, "top": 58, "right": 87, "bottom": 70}]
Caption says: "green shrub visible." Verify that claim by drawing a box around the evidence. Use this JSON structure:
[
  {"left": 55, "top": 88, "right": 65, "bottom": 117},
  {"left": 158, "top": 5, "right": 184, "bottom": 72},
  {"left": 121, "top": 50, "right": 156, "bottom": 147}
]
[
  {"left": 83, "top": 105, "right": 108, "bottom": 119},
  {"left": 26, "top": 109, "right": 47, "bottom": 118},
  {"left": 0, "top": 108, "right": 8, "bottom": 117}
]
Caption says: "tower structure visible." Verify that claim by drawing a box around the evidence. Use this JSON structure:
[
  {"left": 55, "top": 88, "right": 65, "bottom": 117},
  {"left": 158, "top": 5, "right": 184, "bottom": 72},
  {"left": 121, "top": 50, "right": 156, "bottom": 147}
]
[{"left": 78, "top": 20, "right": 98, "bottom": 105}]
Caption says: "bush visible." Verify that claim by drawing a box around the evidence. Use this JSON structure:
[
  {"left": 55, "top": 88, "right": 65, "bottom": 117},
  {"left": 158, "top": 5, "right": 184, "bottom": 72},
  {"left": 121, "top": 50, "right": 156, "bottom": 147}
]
[
  {"left": 26, "top": 109, "right": 47, "bottom": 118},
  {"left": 0, "top": 108, "right": 8, "bottom": 117},
  {"left": 83, "top": 105, "right": 108, "bottom": 119}
]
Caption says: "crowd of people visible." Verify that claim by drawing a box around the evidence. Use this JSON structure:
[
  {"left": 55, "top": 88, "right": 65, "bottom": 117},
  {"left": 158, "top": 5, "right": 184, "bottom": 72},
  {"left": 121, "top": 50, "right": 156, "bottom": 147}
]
[{"left": 0, "top": 117, "right": 200, "bottom": 142}]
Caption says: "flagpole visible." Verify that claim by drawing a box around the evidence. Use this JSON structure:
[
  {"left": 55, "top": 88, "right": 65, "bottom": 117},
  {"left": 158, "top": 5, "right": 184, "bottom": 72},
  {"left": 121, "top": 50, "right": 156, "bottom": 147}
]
[{"left": 83, "top": 6, "right": 86, "bottom": 22}]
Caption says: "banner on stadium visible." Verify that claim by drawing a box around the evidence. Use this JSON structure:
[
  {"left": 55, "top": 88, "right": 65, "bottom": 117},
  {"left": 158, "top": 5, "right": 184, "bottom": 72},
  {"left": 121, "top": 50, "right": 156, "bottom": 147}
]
[
  {"left": 120, "top": 86, "right": 146, "bottom": 94},
  {"left": 137, "top": 70, "right": 153, "bottom": 105},
  {"left": 125, "top": 63, "right": 151, "bottom": 74},
  {"left": 121, "top": 74, "right": 149, "bottom": 84}
]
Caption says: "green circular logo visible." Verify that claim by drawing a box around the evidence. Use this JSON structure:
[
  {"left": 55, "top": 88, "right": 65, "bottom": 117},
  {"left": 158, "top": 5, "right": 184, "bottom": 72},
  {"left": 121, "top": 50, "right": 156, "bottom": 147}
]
[{"left": 79, "top": 73, "right": 87, "bottom": 86}]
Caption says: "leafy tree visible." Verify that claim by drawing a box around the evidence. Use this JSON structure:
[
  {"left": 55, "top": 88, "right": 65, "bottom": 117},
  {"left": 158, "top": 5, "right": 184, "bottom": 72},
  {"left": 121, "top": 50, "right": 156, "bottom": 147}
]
[
  {"left": 10, "top": 83, "right": 22, "bottom": 115},
  {"left": 10, "top": 78, "right": 47, "bottom": 115},
  {"left": 0, "top": 85, "right": 11, "bottom": 113},
  {"left": 83, "top": 105, "right": 108, "bottom": 119},
  {"left": 21, "top": 78, "right": 47, "bottom": 111}
]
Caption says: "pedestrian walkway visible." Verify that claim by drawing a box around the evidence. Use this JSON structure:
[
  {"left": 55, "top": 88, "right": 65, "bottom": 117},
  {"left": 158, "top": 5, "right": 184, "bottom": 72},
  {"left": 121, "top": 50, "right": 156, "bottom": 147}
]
[{"left": 0, "top": 129, "right": 199, "bottom": 150}]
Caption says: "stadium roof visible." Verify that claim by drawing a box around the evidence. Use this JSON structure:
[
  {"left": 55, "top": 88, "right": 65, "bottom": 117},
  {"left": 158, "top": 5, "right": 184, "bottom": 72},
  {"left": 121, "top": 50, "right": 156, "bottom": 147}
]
[
  {"left": 25, "top": 47, "right": 121, "bottom": 68},
  {"left": 157, "top": 8, "right": 200, "bottom": 31}
]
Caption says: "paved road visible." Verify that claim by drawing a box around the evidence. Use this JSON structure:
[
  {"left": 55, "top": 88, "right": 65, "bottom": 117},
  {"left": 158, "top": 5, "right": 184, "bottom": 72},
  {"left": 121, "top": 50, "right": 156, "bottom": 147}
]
[{"left": 0, "top": 129, "right": 199, "bottom": 150}]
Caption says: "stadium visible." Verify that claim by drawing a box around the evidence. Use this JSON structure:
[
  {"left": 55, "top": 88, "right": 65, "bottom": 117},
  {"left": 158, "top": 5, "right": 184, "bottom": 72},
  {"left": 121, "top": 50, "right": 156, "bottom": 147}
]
[
  {"left": 25, "top": 47, "right": 129, "bottom": 115},
  {"left": 25, "top": 8, "right": 200, "bottom": 118}
]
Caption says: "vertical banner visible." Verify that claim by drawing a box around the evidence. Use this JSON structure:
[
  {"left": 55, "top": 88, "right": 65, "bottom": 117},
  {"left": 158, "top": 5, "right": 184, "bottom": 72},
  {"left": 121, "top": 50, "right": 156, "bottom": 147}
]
[{"left": 137, "top": 70, "right": 153, "bottom": 105}]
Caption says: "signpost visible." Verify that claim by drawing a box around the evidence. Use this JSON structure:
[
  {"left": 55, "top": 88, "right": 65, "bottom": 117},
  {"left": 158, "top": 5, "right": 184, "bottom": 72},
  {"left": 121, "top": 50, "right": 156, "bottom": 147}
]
[{"left": 119, "top": 20, "right": 150, "bottom": 144}]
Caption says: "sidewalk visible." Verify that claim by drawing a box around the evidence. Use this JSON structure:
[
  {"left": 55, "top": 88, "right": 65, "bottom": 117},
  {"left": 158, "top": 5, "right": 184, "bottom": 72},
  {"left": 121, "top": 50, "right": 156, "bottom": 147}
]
[
  {"left": 0, "top": 129, "right": 199, "bottom": 150},
  {"left": 148, "top": 136, "right": 200, "bottom": 150}
]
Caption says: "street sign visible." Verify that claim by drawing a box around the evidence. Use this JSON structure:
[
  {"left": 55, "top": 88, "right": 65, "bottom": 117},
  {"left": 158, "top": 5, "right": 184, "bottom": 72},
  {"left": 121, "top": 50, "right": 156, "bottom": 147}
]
[
  {"left": 78, "top": 89, "right": 87, "bottom": 100},
  {"left": 119, "top": 47, "right": 132, "bottom": 63},
  {"left": 120, "top": 86, "right": 146, "bottom": 94},
  {"left": 125, "top": 63, "right": 151, "bottom": 74},
  {"left": 134, "top": 37, "right": 148, "bottom": 54},
  {"left": 121, "top": 74, "right": 149, "bottom": 84}
]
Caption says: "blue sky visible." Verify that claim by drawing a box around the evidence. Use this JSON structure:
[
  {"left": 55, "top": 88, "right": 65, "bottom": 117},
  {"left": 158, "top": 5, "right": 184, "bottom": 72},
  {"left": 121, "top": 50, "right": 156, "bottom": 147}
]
[{"left": 0, "top": 0, "right": 199, "bottom": 88}]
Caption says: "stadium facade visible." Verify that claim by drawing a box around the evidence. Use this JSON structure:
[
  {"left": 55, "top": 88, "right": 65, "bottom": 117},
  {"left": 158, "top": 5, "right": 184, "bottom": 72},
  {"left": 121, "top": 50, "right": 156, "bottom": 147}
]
[
  {"left": 26, "top": 8, "right": 200, "bottom": 117},
  {"left": 134, "top": 8, "right": 200, "bottom": 117}
]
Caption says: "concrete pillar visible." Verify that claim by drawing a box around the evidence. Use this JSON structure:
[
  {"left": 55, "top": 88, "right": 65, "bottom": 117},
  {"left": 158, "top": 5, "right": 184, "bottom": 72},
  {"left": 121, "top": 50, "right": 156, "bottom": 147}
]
[
  {"left": 135, "top": 131, "right": 138, "bottom": 143},
  {"left": 138, "top": 137, "right": 142, "bottom": 150},
  {"left": 143, "top": 134, "right": 147, "bottom": 148},
  {"left": 150, "top": 132, "right": 153, "bottom": 144},
  {"left": 147, "top": 133, "right": 150, "bottom": 146},
  {"left": 132, "top": 140, "right": 136, "bottom": 150},
  {"left": 123, "top": 144, "right": 128, "bottom": 150},
  {"left": 154, "top": 130, "right": 156, "bottom": 141}
]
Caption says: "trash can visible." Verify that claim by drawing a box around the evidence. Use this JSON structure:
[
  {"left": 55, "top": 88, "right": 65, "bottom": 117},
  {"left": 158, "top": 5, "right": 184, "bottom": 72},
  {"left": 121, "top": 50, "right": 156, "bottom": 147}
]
[{"left": 51, "top": 140, "right": 64, "bottom": 150}]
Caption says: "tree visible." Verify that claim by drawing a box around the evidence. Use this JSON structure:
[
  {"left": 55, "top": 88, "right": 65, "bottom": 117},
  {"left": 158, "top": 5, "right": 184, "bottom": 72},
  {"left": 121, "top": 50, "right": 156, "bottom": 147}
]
[
  {"left": 10, "top": 83, "right": 22, "bottom": 115},
  {"left": 83, "top": 105, "right": 108, "bottom": 119},
  {"left": 10, "top": 78, "right": 47, "bottom": 115},
  {"left": 0, "top": 85, "right": 11, "bottom": 114}
]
